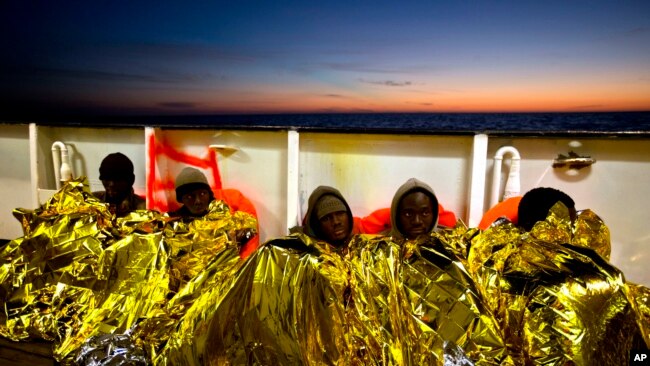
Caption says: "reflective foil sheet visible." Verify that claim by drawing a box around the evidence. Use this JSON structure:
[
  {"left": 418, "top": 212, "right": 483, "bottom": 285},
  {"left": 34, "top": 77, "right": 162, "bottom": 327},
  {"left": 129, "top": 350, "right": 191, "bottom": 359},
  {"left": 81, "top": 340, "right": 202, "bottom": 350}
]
[
  {"left": 468, "top": 202, "right": 648, "bottom": 365},
  {"left": 160, "top": 232, "right": 509, "bottom": 365},
  {"left": 0, "top": 178, "right": 256, "bottom": 365},
  {"left": 346, "top": 234, "right": 509, "bottom": 365},
  {"left": 626, "top": 282, "right": 650, "bottom": 347},
  {"left": 75, "top": 333, "right": 149, "bottom": 366},
  {"left": 2, "top": 180, "right": 649, "bottom": 365},
  {"left": 155, "top": 233, "right": 352, "bottom": 365},
  {"left": 572, "top": 209, "right": 611, "bottom": 261}
]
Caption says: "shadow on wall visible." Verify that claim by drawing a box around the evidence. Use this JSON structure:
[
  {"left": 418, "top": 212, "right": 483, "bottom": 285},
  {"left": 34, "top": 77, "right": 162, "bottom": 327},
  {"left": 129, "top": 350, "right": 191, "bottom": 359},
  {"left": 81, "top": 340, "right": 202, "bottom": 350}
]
[{"left": 552, "top": 166, "right": 592, "bottom": 183}]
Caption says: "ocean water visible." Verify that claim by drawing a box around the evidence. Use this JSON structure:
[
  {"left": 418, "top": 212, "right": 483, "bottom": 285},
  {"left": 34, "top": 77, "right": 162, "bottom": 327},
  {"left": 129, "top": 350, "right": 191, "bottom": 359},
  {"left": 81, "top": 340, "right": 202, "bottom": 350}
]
[{"left": 31, "top": 111, "right": 650, "bottom": 135}]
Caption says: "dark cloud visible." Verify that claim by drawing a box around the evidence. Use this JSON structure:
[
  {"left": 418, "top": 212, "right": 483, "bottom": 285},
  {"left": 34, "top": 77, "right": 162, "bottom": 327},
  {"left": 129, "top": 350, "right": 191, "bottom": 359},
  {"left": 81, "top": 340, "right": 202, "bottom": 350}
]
[
  {"left": 359, "top": 78, "right": 413, "bottom": 87},
  {"left": 0, "top": 40, "right": 253, "bottom": 88},
  {"left": 49, "top": 68, "right": 199, "bottom": 83},
  {"left": 112, "top": 42, "right": 262, "bottom": 63},
  {"left": 291, "top": 60, "right": 428, "bottom": 76},
  {"left": 317, "top": 62, "right": 411, "bottom": 74},
  {"left": 317, "top": 107, "right": 376, "bottom": 113},
  {"left": 0, "top": 63, "right": 219, "bottom": 85},
  {"left": 624, "top": 27, "right": 650, "bottom": 36},
  {"left": 157, "top": 102, "right": 200, "bottom": 109}
]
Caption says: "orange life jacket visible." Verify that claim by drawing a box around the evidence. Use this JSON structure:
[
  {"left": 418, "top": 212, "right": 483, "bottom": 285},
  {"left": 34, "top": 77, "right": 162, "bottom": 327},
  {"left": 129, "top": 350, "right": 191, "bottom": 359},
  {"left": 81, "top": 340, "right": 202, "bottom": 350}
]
[{"left": 478, "top": 196, "right": 522, "bottom": 230}]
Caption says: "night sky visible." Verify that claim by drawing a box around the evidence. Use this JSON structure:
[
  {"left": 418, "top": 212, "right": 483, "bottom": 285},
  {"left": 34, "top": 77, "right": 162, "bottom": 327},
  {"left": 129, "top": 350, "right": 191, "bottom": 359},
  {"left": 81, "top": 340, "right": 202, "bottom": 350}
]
[{"left": 1, "top": 0, "right": 649, "bottom": 117}]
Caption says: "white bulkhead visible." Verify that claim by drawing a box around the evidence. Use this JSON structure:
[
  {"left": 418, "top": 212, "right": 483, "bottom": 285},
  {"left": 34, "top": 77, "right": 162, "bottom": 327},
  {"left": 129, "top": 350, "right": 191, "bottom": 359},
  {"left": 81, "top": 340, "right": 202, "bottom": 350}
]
[{"left": 0, "top": 123, "right": 649, "bottom": 287}]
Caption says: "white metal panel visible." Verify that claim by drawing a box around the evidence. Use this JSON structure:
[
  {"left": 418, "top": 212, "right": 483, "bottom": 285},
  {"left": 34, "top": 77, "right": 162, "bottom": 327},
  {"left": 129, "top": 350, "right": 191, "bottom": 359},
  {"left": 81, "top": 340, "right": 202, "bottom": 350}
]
[
  {"left": 35, "top": 126, "right": 146, "bottom": 195},
  {"left": 298, "top": 132, "right": 474, "bottom": 224},
  {"left": 487, "top": 137, "right": 650, "bottom": 287},
  {"left": 0, "top": 124, "right": 32, "bottom": 239}
]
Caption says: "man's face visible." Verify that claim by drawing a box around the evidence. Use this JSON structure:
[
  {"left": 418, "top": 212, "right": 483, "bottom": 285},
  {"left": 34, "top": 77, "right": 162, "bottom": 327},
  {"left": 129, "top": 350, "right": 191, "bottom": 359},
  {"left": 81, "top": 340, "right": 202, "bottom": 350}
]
[
  {"left": 398, "top": 191, "right": 435, "bottom": 240},
  {"left": 319, "top": 211, "right": 350, "bottom": 245},
  {"left": 102, "top": 179, "right": 132, "bottom": 203},
  {"left": 181, "top": 188, "right": 212, "bottom": 215}
]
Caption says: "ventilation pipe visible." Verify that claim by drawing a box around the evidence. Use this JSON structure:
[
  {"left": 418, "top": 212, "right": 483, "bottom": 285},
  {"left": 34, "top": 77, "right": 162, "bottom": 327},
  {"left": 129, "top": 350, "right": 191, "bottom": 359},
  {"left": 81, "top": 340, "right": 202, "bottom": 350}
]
[
  {"left": 51, "top": 141, "right": 73, "bottom": 189},
  {"left": 490, "top": 146, "right": 521, "bottom": 208}
]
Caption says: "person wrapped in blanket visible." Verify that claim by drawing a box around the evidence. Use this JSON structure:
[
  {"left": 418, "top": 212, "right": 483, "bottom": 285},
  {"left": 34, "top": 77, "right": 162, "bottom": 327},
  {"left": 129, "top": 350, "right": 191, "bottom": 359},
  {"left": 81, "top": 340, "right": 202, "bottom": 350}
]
[
  {"left": 150, "top": 185, "right": 356, "bottom": 364},
  {"left": 300, "top": 185, "right": 355, "bottom": 249},
  {"left": 147, "top": 182, "right": 508, "bottom": 365},
  {"left": 380, "top": 178, "right": 509, "bottom": 364},
  {"left": 388, "top": 177, "right": 440, "bottom": 240},
  {"left": 0, "top": 175, "right": 258, "bottom": 364},
  {"left": 59, "top": 182, "right": 650, "bottom": 364},
  {"left": 468, "top": 187, "right": 649, "bottom": 365},
  {"left": 92, "top": 152, "right": 146, "bottom": 217},
  {"left": 168, "top": 166, "right": 255, "bottom": 246},
  {"left": 169, "top": 167, "right": 215, "bottom": 219}
]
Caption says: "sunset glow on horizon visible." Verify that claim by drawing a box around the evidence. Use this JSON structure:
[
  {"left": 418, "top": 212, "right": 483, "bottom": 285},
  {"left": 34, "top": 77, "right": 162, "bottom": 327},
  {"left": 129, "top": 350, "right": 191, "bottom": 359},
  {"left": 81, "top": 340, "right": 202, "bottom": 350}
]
[{"left": 1, "top": 1, "right": 649, "bottom": 117}]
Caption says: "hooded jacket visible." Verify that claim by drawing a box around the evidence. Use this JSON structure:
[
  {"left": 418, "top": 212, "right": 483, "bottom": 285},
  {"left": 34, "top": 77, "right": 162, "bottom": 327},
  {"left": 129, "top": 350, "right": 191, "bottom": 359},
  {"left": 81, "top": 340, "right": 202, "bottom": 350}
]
[
  {"left": 302, "top": 186, "right": 354, "bottom": 245},
  {"left": 389, "top": 178, "right": 439, "bottom": 240}
]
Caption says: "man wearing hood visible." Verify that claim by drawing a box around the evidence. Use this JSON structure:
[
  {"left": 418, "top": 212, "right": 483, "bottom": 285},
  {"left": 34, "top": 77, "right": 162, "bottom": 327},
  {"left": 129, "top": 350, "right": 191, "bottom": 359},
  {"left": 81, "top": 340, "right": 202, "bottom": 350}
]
[
  {"left": 389, "top": 178, "right": 440, "bottom": 241},
  {"left": 301, "top": 186, "right": 354, "bottom": 248}
]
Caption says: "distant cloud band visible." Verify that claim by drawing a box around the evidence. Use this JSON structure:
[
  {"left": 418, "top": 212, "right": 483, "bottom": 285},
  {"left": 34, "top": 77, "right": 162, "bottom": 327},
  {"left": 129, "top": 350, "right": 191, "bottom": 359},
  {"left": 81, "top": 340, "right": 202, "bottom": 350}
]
[{"left": 359, "top": 78, "right": 414, "bottom": 87}]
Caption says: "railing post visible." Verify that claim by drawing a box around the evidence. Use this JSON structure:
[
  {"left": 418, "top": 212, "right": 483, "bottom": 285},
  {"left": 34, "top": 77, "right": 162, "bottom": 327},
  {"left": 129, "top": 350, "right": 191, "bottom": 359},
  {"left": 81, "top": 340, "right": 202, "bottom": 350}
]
[
  {"left": 286, "top": 130, "right": 300, "bottom": 232},
  {"left": 468, "top": 133, "right": 488, "bottom": 227}
]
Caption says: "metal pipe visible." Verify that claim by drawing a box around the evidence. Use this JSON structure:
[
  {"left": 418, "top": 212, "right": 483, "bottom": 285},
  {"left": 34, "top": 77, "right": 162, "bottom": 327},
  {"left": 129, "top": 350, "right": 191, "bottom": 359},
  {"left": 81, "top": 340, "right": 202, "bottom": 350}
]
[
  {"left": 490, "top": 146, "right": 521, "bottom": 208},
  {"left": 51, "top": 141, "right": 73, "bottom": 189}
]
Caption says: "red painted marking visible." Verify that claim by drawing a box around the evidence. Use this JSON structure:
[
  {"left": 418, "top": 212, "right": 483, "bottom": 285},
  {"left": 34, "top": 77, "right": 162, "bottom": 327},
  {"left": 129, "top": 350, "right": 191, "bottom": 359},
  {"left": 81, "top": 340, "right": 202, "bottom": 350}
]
[
  {"left": 145, "top": 132, "right": 261, "bottom": 257},
  {"left": 157, "top": 143, "right": 214, "bottom": 169},
  {"left": 207, "top": 148, "right": 222, "bottom": 189},
  {"left": 146, "top": 133, "right": 226, "bottom": 212}
]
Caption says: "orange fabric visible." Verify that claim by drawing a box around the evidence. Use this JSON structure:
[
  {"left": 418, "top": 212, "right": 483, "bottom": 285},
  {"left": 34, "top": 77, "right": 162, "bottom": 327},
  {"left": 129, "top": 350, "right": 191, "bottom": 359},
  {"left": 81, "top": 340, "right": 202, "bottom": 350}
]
[
  {"left": 437, "top": 204, "right": 457, "bottom": 228},
  {"left": 353, "top": 204, "right": 457, "bottom": 234},
  {"left": 353, "top": 208, "right": 391, "bottom": 234},
  {"left": 215, "top": 189, "right": 257, "bottom": 216},
  {"left": 239, "top": 235, "right": 260, "bottom": 259},
  {"left": 478, "top": 196, "right": 522, "bottom": 230},
  {"left": 214, "top": 188, "right": 260, "bottom": 259}
]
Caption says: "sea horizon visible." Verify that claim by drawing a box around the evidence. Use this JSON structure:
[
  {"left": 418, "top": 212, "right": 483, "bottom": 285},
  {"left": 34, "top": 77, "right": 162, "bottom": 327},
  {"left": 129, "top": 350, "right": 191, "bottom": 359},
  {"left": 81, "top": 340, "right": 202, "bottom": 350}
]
[{"left": 3, "top": 111, "right": 650, "bottom": 136}]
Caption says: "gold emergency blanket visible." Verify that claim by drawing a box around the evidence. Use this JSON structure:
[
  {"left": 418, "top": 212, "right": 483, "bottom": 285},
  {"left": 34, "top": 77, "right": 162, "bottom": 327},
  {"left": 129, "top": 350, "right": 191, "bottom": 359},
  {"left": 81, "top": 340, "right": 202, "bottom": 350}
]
[
  {"left": 153, "top": 234, "right": 351, "bottom": 365},
  {"left": 468, "top": 203, "right": 649, "bottom": 365},
  {"left": 0, "top": 178, "right": 256, "bottom": 364},
  {"left": 345, "top": 234, "right": 510, "bottom": 365},
  {"left": 155, "top": 232, "right": 508, "bottom": 365},
  {"left": 2, "top": 181, "right": 650, "bottom": 365}
]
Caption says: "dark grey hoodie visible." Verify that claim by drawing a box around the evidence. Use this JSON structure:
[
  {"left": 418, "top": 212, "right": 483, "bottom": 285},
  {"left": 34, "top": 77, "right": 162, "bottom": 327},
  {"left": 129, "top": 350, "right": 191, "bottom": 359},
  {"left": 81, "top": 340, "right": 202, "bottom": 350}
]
[
  {"left": 301, "top": 185, "right": 354, "bottom": 246},
  {"left": 389, "top": 178, "right": 439, "bottom": 240}
]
